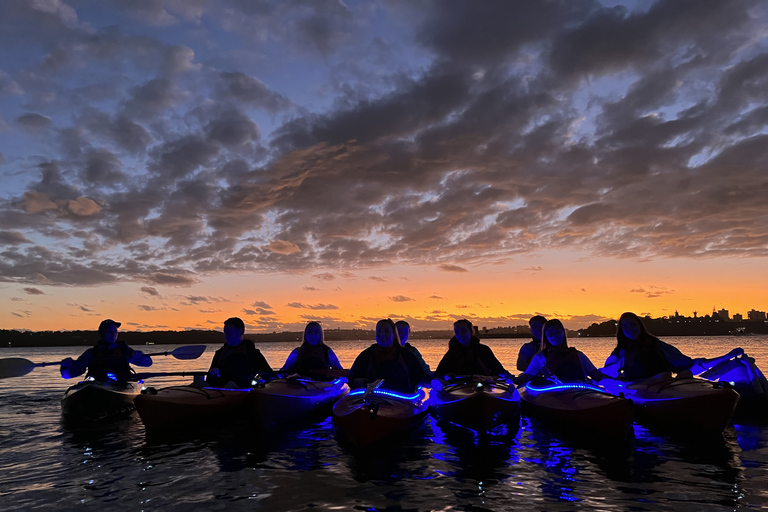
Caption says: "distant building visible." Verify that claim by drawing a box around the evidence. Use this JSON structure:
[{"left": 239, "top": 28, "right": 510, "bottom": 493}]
[
  {"left": 717, "top": 309, "right": 730, "bottom": 321},
  {"left": 733, "top": 313, "right": 743, "bottom": 322},
  {"left": 748, "top": 310, "right": 767, "bottom": 322}
]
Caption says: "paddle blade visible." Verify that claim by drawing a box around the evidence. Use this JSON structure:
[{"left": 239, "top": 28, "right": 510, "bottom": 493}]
[
  {"left": 169, "top": 345, "right": 207, "bottom": 360},
  {"left": 0, "top": 358, "right": 37, "bottom": 379}
]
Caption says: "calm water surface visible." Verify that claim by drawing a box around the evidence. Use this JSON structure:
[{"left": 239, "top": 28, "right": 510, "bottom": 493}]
[{"left": 2, "top": 336, "right": 768, "bottom": 511}]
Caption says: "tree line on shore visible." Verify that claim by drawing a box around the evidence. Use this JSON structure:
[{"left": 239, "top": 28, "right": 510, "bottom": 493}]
[{"left": 2, "top": 316, "right": 765, "bottom": 347}]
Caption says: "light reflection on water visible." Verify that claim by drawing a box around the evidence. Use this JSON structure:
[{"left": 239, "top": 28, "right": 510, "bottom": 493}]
[{"left": 0, "top": 337, "right": 767, "bottom": 510}]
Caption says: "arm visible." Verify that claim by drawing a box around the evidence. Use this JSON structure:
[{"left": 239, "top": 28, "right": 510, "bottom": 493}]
[
  {"left": 516, "top": 342, "right": 535, "bottom": 372},
  {"left": 251, "top": 348, "right": 273, "bottom": 374},
  {"left": 60, "top": 349, "right": 92, "bottom": 379},
  {"left": 579, "top": 352, "right": 610, "bottom": 381},
  {"left": 280, "top": 348, "right": 300, "bottom": 372},
  {"left": 348, "top": 349, "right": 371, "bottom": 388},
  {"left": 601, "top": 352, "right": 623, "bottom": 378},
  {"left": 689, "top": 348, "right": 744, "bottom": 375},
  {"left": 512, "top": 353, "right": 544, "bottom": 386},
  {"left": 128, "top": 349, "right": 152, "bottom": 367},
  {"left": 327, "top": 347, "right": 343, "bottom": 370},
  {"left": 481, "top": 346, "right": 511, "bottom": 379}
]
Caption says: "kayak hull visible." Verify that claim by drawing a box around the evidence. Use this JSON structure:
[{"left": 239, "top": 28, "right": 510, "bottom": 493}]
[
  {"left": 249, "top": 377, "right": 349, "bottom": 426},
  {"left": 61, "top": 380, "right": 139, "bottom": 423},
  {"left": 430, "top": 378, "right": 521, "bottom": 433},
  {"left": 134, "top": 385, "right": 250, "bottom": 430},
  {"left": 520, "top": 380, "right": 634, "bottom": 439},
  {"left": 617, "top": 374, "right": 740, "bottom": 435},
  {"left": 332, "top": 388, "right": 430, "bottom": 447},
  {"left": 699, "top": 356, "right": 768, "bottom": 419}
]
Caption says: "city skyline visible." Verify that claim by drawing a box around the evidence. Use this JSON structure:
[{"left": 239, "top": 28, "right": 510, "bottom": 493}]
[{"left": 1, "top": 1, "right": 768, "bottom": 332}]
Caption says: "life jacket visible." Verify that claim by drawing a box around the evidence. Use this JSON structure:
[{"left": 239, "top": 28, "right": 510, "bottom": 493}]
[
  {"left": 544, "top": 347, "right": 587, "bottom": 382},
  {"left": 366, "top": 346, "right": 414, "bottom": 393},
  {"left": 621, "top": 337, "right": 674, "bottom": 380},
  {"left": 442, "top": 336, "right": 493, "bottom": 375},
  {"left": 292, "top": 343, "right": 332, "bottom": 379},
  {"left": 212, "top": 341, "right": 263, "bottom": 387},
  {"left": 86, "top": 342, "right": 133, "bottom": 383}
]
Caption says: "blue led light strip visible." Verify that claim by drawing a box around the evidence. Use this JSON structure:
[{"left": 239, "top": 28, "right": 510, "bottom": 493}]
[{"left": 346, "top": 388, "right": 423, "bottom": 400}]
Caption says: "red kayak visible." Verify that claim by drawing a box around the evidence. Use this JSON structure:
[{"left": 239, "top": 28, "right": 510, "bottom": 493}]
[
  {"left": 332, "top": 385, "right": 429, "bottom": 447},
  {"left": 429, "top": 376, "right": 521, "bottom": 433},
  {"left": 698, "top": 354, "right": 768, "bottom": 419},
  {"left": 61, "top": 380, "right": 140, "bottom": 423},
  {"left": 520, "top": 379, "right": 634, "bottom": 439},
  {"left": 605, "top": 373, "right": 740, "bottom": 435},
  {"left": 249, "top": 376, "right": 349, "bottom": 426},
  {"left": 134, "top": 385, "right": 251, "bottom": 430}
]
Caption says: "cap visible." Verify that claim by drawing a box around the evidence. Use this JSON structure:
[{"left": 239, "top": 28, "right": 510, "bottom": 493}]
[
  {"left": 98, "top": 319, "right": 121, "bottom": 333},
  {"left": 223, "top": 317, "right": 245, "bottom": 332}
]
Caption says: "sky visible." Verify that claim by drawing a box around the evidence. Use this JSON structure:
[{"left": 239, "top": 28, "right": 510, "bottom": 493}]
[{"left": 1, "top": 0, "right": 767, "bottom": 333}]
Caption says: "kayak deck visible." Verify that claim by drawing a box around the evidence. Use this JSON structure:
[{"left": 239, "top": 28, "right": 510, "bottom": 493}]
[
  {"left": 430, "top": 377, "right": 521, "bottom": 433},
  {"left": 610, "top": 374, "right": 740, "bottom": 435},
  {"left": 249, "top": 376, "right": 349, "bottom": 426},
  {"left": 61, "top": 380, "right": 139, "bottom": 423},
  {"left": 134, "top": 385, "right": 251, "bottom": 430},
  {"left": 332, "top": 387, "right": 430, "bottom": 447},
  {"left": 520, "top": 380, "right": 634, "bottom": 439}
]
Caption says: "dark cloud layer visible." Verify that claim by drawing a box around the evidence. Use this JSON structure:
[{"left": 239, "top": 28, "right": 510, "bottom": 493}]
[{"left": 1, "top": 1, "right": 767, "bottom": 287}]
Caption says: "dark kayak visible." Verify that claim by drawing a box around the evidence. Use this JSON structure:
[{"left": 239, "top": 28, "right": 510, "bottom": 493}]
[
  {"left": 698, "top": 354, "right": 768, "bottom": 419},
  {"left": 249, "top": 376, "right": 349, "bottom": 426},
  {"left": 332, "top": 386, "right": 429, "bottom": 447},
  {"left": 604, "top": 373, "right": 740, "bottom": 435},
  {"left": 429, "top": 376, "right": 520, "bottom": 433},
  {"left": 520, "top": 378, "right": 633, "bottom": 440},
  {"left": 134, "top": 385, "right": 251, "bottom": 430},
  {"left": 61, "top": 380, "right": 140, "bottom": 423}
]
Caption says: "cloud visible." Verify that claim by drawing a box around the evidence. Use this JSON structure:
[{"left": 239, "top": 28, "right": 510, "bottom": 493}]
[
  {"left": 138, "top": 304, "right": 163, "bottom": 311},
  {"left": 144, "top": 273, "right": 198, "bottom": 286},
  {"left": 16, "top": 113, "right": 51, "bottom": 133},
  {"left": 23, "top": 287, "right": 45, "bottom": 295},
  {"left": 429, "top": 295, "right": 445, "bottom": 299},
  {"left": 303, "top": 286, "right": 320, "bottom": 291},
  {"left": 267, "top": 240, "right": 301, "bottom": 254},
  {"left": 368, "top": 276, "right": 387, "bottom": 282},
  {"left": 0, "top": 0, "right": 766, "bottom": 296},
  {"left": 438, "top": 264, "right": 468, "bottom": 273},
  {"left": 523, "top": 266, "right": 543, "bottom": 272},
  {"left": 390, "top": 295, "right": 414, "bottom": 302},
  {"left": 287, "top": 302, "right": 338, "bottom": 310},
  {"left": 140, "top": 286, "right": 160, "bottom": 296},
  {"left": 0, "top": 231, "right": 32, "bottom": 245}
]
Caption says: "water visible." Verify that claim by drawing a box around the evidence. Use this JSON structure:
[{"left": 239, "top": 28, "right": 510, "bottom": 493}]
[{"left": 2, "top": 336, "right": 768, "bottom": 511}]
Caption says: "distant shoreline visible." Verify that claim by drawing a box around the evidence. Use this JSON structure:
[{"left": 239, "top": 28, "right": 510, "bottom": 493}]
[{"left": 1, "top": 326, "right": 763, "bottom": 347}]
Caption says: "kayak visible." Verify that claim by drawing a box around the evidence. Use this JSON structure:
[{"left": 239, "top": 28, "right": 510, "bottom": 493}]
[
  {"left": 332, "top": 386, "right": 430, "bottom": 447},
  {"left": 604, "top": 373, "right": 740, "bottom": 435},
  {"left": 61, "top": 379, "right": 140, "bottom": 423},
  {"left": 134, "top": 385, "right": 251, "bottom": 430},
  {"left": 249, "top": 376, "right": 349, "bottom": 426},
  {"left": 519, "top": 379, "right": 633, "bottom": 439},
  {"left": 429, "top": 376, "right": 521, "bottom": 433},
  {"left": 698, "top": 354, "right": 768, "bottom": 419}
]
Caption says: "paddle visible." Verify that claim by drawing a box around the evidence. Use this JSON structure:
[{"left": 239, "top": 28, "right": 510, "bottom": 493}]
[
  {"left": 362, "top": 378, "right": 384, "bottom": 399},
  {"left": 144, "top": 345, "right": 207, "bottom": 360},
  {"left": 0, "top": 345, "right": 208, "bottom": 379},
  {"left": 131, "top": 370, "right": 209, "bottom": 381}
]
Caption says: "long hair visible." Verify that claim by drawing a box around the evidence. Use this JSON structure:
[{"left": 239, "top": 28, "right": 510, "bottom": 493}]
[
  {"left": 613, "top": 312, "right": 655, "bottom": 356},
  {"left": 302, "top": 321, "right": 325, "bottom": 345},
  {"left": 539, "top": 319, "right": 568, "bottom": 353}
]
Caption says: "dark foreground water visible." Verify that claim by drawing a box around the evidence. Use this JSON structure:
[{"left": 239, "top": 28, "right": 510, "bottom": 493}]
[{"left": 2, "top": 336, "right": 768, "bottom": 511}]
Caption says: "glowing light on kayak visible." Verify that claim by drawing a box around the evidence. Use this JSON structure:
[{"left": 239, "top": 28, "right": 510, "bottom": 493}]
[
  {"left": 525, "top": 383, "right": 607, "bottom": 393},
  {"left": 347, "top": 388, "right": 423, "bottom": 400}
]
